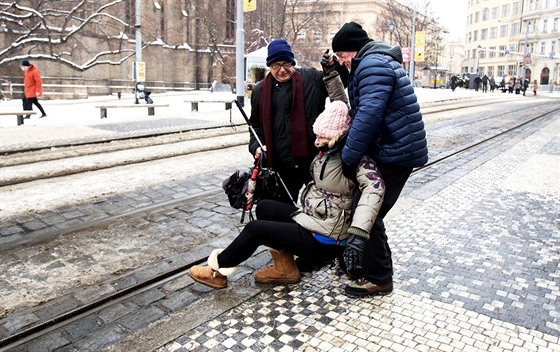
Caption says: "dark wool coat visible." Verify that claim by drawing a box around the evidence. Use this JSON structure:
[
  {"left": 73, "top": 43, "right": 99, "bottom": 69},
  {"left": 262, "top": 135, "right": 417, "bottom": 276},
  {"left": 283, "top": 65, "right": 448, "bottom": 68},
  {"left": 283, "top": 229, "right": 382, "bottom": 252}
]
[
  {"left": 249, "top": 67, "right": 328, "bottom": 169},
  {"left": 342, "top": 41, "right": 428, "bottom": 168}
]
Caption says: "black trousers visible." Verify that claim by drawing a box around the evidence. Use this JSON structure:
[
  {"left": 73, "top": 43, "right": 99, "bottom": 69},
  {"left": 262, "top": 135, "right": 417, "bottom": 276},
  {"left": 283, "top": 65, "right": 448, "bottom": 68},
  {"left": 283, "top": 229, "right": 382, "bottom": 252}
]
[
  {"left": 23, "top": 97, "right": 46, "bottom": 116},
  {"left": 218, "top": 199, "right": 343, "bottom": 269},
  {"left": 274, "top": 165, "right": 310, "bottom": 205},
  {"left": 361, "top": 164, "right": 412, "bottom": 284}
]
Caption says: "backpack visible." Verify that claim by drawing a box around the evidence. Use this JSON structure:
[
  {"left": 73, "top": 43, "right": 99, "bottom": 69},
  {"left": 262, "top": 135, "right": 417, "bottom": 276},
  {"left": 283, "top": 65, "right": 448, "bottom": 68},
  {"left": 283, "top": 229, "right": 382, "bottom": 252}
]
[{"left": 222, "top": 156, "right": 283, "bottom": 222}]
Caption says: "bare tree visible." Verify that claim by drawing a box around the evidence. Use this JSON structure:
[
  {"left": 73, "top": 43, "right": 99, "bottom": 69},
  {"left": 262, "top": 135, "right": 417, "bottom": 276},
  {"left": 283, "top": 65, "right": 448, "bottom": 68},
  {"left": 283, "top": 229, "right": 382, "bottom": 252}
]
[
  {"left": 0, "top": 0, "right": 140, "bottom": 70},
  {"left": 376, "top": 0, "right": 444, "bottom": 65}
]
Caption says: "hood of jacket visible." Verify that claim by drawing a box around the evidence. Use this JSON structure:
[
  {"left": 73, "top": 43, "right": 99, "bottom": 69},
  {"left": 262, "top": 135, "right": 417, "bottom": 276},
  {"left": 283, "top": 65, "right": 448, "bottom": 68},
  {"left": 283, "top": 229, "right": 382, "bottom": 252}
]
[{"left": 357, "top": 41, "right": 403, "bottom": 64}]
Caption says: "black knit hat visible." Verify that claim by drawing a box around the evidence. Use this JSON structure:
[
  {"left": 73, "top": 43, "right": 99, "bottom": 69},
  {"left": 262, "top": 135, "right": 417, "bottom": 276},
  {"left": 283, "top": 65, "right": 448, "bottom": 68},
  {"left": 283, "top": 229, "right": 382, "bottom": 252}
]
[
  {"left": 332, "top": 22, "right": 370, "bottom": 52},
  {"left": 266, "top": 39, "right": 296, "bottom": 67},
  {"left": 21, "top": 60, "right": 31, "bottom": 67}
]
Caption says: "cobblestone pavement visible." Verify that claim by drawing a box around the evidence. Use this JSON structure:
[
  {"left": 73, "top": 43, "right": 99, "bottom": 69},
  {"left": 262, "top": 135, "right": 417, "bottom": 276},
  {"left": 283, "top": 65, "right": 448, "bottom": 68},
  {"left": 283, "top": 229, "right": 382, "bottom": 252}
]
[{"left": 147, "top": 116, "right": 559, "bottom": 351}]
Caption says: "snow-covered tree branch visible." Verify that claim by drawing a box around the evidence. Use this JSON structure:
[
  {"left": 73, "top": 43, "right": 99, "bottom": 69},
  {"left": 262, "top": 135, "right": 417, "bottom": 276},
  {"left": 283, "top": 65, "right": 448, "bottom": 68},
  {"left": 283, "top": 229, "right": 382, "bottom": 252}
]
[{"left": 0, "top": 0, "right": 140, "bottom": 70}]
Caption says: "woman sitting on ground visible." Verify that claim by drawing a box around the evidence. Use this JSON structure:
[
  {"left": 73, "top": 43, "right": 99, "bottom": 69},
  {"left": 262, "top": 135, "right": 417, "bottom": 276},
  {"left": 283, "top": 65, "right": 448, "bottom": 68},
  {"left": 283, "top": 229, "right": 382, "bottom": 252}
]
[{"left": 188, "top": 101, "right": 385, "bottom": 289}]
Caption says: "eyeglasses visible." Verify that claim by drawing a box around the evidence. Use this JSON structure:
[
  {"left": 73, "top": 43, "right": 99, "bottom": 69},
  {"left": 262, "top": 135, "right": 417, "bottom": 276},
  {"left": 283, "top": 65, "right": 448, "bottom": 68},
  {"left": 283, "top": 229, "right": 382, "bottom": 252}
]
[{"left": 270, "top": 62, "right": 293, "bottom": 70}]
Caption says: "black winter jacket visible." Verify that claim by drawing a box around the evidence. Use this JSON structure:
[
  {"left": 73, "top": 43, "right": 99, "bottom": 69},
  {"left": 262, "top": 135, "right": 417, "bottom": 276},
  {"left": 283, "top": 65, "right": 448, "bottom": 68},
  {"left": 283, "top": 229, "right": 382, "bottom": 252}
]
[{"left": 249, "top": 67, "right": 328, "bottom": 169}]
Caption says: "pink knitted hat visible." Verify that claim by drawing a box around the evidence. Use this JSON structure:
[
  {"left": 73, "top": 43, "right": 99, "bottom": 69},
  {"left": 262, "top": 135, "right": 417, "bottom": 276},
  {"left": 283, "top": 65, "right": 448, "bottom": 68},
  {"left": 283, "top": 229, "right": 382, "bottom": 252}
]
[{"left": 313, "top": 101, "right": 351, "bottom": 139}]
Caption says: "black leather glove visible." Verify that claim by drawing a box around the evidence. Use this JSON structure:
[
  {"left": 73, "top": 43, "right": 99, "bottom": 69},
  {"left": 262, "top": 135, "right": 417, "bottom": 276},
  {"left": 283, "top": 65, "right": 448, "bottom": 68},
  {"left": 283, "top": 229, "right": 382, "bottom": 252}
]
[
  {"left": 321, "top": 51, "right": 340, "bottom": 75},
  {"left": 342, "top": 162, "right": 358, "bottom": 185},
  {"left": 343, "top": 234, "right": 366, "bottom": 276}
]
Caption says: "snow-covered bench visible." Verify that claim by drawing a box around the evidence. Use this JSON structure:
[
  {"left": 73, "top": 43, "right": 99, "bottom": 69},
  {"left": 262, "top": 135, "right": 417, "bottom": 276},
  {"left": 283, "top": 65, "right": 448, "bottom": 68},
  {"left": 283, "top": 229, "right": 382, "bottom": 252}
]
[
  {"left": 0, "top": 111, "right": 37, "bottom": 125},
  {"left": 95, "top": 104, "right": 169, "bottom": 118}
]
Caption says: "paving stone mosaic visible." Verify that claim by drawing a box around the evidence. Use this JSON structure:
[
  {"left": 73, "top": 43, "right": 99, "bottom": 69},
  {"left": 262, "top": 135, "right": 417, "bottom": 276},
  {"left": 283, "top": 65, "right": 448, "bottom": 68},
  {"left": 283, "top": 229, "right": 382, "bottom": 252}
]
[{"left": 158, "top": 119, "right": 559, "bottom": 351}]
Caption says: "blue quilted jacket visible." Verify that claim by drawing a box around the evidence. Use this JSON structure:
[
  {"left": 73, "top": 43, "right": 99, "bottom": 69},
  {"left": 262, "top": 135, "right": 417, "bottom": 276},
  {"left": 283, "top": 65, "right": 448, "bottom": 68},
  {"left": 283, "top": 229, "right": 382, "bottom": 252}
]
[{"left": 342, "top": 41, "right": 428, "bottom": 168}]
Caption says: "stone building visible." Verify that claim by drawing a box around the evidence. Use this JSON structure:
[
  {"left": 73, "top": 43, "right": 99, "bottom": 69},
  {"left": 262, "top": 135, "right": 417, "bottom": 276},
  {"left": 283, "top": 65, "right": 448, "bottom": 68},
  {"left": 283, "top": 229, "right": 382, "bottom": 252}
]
[
  {"left": 0, "top": 0, "right": 236, "bottom": 98},
  {"left": 462, "top": 0, "right": 559, "bottom": 89}
]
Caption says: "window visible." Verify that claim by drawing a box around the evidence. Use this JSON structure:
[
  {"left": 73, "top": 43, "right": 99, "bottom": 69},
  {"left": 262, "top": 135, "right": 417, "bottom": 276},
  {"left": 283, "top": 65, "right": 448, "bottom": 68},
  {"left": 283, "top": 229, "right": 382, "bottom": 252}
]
[
  {"left": 500, "top": 24, "right": 508, "bottom": 37},
  {"left": 513, "top": 2, "right": 521, "bottom": 15},
  {"left": 483, "top": 8, "right": 489, "bottom": 21},
  {"left": 512, "top": 23, "right": 520, "bottom": 35},
  {"left": 475, "top": 12, "right": 480, "bottom": 22},
  {"left": 541, "top": 42, "right": 546, "bottom": 54},
  {"left": 545, "top": 0, "right": 550, "bottom": 8},
  {"left": 474, "top": 30, "right": 478, "bottom": 41},
  {"left": 490, "top": 26, "right": 498, "bottom": 39},
  {"left": 226, "top": 0, "right": 235, "bottom": 40},
  {"left": 480, "top": 48, "right": 486, "bottom": 59},
  {"left": 498, "top": 65, "right": 505, "bottom": 76},
  {"left": 508, "top": 64, "right": 517, "bottom": 75},
  {"left": 489, "top": 46, "right": 496, "bottom": 58},
  {"left": 492, "top": 7, "right": 499, "bottom": 19},
  {"left": 510, "top": 44, "right": 517, "bottom": 52},
  {"left": 552, "top": 41, "right": 557, "bottom": 54},
  {"left": 554, "top": 18, "right": 558, "bottom": 31},
  {"left": 502, "top": 4, "right": 510, "bottom": 17},
  {"left": 544, "top": 19, "right": 548, "bottom": 32},
  {"left": 499, "top": 45, "right": 507, "bottom": 57},
  {"left": 481, "top": 28, "right": 488, "bottom": 40},
  {"left": 487, "top": 66, "right": 494, "bottom": 77},
  {"left": 297, "top": 31, "right": 306, "bottom": 42},
  {"left": 313, "top": 29, "right": 322, "bottom": 42}
]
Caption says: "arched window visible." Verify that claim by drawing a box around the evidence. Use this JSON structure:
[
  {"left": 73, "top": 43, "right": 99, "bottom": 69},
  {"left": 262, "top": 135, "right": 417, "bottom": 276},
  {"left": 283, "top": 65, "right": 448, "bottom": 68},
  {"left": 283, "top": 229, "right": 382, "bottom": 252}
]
[{"left": 540, "top": 67, "right": 550, "bottom": 85}]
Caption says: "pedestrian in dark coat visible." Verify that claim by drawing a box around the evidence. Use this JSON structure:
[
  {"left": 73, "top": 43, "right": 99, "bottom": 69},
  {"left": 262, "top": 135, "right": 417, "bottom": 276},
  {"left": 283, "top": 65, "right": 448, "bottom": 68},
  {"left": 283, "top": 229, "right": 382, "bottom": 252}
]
[
  {"left": 481, "top": 74, "right": 489, "bottom": 93},
  {"left": 474, "top": 75, "right": 482, "bottom": 91},
  {"left": 330, "top": 22, "right": 428, "bottom": 297},
  {"left": 248, "top": 39, "right": 347, "bottom": 203}
]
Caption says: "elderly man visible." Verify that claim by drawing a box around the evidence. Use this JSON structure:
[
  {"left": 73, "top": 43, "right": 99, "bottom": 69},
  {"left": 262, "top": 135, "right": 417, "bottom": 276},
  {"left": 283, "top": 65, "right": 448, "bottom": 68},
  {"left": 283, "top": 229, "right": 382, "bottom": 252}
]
[
  {"left": 248, "top": 39, "right": 346, "bottom": 204},
  {"left": 331, "top": 22, "right": 428, "bottom": 297}
]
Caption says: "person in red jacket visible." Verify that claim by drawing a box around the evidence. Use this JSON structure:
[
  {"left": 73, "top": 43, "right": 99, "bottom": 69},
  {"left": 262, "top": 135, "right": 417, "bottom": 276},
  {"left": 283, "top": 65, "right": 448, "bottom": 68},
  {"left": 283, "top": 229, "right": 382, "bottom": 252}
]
[{"left": 21, "top": 60, "right": 47, "bottom": 119}]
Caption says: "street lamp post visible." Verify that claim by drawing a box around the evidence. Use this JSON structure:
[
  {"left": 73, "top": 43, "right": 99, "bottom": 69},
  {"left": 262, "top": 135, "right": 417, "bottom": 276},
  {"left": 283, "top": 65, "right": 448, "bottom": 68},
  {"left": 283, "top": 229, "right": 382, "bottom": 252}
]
[
  {"left": 388, "top": 20, "right": 396, "bottom": 44},
  {"left": 433, "top": 37, "right": 441, "bottom": 89},
  {"left": 477, "top": 45, "right": 481, "bottom": 74}
]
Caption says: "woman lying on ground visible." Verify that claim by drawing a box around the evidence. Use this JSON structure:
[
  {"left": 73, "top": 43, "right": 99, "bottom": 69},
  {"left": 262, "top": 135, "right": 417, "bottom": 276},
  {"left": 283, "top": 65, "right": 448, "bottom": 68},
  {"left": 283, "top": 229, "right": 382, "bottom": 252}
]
[{"left": 188, "top": 100, "right": 385, "bottom": 289}]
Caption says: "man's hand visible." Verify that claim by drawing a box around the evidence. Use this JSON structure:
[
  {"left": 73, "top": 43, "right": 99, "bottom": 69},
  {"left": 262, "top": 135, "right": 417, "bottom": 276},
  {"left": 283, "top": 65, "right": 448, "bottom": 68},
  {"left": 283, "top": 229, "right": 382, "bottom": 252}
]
[
  {"left": 343, "top": 234, "right": 366, "bottom": 276},
  {"left": 255, "top": 146, "right": 267, "bottom": 159},
  {"left": 320, "top": 50, "right": 340, "bottom": 75}
]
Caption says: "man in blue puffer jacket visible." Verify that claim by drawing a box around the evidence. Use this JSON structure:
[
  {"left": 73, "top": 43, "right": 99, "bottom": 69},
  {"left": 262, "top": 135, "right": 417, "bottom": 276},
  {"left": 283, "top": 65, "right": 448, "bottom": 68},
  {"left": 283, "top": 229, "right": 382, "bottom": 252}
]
[{"left": 331, "top": 22, "right": 428, "bottom": 297}]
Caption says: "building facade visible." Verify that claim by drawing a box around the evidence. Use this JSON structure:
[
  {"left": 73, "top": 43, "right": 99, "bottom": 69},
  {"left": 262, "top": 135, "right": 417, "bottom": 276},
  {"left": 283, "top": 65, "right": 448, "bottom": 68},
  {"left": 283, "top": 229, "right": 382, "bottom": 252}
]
[{"left": 463, "top": 0, "right": 560, "bottom": 88}]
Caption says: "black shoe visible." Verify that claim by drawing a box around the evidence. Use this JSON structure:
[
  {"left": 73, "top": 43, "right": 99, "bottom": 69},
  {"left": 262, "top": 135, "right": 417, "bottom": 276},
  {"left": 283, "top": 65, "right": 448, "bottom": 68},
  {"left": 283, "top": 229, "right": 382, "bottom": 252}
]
[
  {"left": 24, "top": 115, "right": 31, "bottom": 119},
  {"left": 40, "top": 114, "right": 46, "bottom": 118},
  {"left": 344, "top": 278, "right": 393, "bottom": 297}
]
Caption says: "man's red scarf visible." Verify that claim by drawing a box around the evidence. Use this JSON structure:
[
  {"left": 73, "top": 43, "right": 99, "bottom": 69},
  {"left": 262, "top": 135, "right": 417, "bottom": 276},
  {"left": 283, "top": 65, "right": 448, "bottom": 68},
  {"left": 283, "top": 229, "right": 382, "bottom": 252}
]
[{"left": 258, "top": 70, "right": 309, "bottom": 169}]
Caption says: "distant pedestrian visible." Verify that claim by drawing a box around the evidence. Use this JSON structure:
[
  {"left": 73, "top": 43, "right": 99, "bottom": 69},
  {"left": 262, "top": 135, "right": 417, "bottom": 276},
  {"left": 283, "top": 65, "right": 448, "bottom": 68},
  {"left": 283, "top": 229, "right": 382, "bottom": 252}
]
[
  {"left": 489, "top": 76, "right": 495, "bottom": 92},
  {"left": 499, "top": 78, "right": 506, "bottom": 92},
  {"left": 474, "top": 75, "right": 482, "bottom": 91},
  {"left": 507, "top": 77, "right": 515, "bottom": 93},
  {"left": 522, "top": 78, "right": 529, "bottom": 96},
  {"left": 514, "top": 77, "right": 522, "bottom": 94},
  {"left": 481, "top": 74, "right": 489, "bottom": 93},
  {"left": 21, "top": 60, "right": 47, "bottom": 119},
  {"left": 532, "top": 79, "right": 538, "bottom": 95},
  {"left": 450, "top": 75, "right": 457, "bottom": 92}
]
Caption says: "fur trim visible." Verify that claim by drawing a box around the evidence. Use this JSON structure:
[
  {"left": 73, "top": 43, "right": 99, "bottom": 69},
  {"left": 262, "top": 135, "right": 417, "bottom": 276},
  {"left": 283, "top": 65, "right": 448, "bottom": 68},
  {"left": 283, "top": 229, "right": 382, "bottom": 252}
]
[{"left": 207, "top": 248, "right": 236, "bottom": 276}]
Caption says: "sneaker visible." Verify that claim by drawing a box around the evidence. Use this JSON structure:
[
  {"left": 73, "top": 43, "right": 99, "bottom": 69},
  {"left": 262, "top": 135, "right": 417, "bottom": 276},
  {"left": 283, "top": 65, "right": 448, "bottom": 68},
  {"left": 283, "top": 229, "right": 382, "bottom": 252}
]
[
  {"left": 344, "top": 278, "right": 393, "bottom": 297},
  {"left": 40, "top": 114, "right": 47, "bottom": 118}
]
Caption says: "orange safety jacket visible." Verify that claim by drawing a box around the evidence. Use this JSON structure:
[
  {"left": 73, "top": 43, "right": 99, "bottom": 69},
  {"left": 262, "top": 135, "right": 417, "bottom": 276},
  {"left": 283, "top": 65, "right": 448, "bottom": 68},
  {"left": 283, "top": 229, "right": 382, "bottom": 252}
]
[{"left": 23, "top": 65, "right": 43, "bottom": 98}]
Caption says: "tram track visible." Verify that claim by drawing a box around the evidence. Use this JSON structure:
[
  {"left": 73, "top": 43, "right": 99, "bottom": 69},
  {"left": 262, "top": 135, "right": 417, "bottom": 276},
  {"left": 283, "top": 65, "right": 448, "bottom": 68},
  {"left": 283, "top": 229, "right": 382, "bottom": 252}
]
[
  {"left": 0, "top": 97, "right": 546, "bottom": 188},
  {"left": 1, "top": 100, "right": 558, "bottom": 351}
]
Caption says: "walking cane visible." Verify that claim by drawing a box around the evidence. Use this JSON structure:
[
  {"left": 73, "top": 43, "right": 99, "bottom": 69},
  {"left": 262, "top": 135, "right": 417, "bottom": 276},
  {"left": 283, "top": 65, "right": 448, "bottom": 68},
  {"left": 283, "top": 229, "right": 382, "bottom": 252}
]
[{"left": 233, "top": 99, "right": 296, "bottom": 206}]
